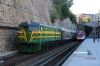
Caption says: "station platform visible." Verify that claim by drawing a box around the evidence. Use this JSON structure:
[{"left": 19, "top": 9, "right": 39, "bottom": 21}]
[{"left": 62, "top": 38, "right": 100, "bottom": 66}]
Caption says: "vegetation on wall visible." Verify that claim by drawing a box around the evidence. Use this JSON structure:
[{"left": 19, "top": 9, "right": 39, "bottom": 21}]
[{"left": 51, "top": 0, "right": 77, "bottom": 24}]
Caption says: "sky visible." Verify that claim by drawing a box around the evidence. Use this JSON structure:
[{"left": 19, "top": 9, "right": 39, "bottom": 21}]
[{"left": 70, "top": 0, "right": 100, "bottom": 14}]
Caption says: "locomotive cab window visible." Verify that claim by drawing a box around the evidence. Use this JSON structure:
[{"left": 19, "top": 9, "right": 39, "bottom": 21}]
[
  {"left": 20, "top": 26, "right": 28, "bottom": 30},
  {"left": 78, "top": 33, "right": 83, "bottom": 36},
  {"left": 29, "top": 25, "right": 39, "bottom": 30}
]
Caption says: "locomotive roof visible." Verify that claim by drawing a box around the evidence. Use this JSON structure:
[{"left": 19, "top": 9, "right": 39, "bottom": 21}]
[
  {"left": 19, "top": 21, "right": 57, "bottom": 29},
  {"left": 19, "top": 21, "right": 66, "bottom": 30},
  {"left": 19, "top": 21, "right": 40, "bottom": 26}
]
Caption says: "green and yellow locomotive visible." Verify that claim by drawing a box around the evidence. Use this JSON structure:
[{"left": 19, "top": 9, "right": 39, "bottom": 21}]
[{"left": 18, "top": 21, "right": 61, "bottom": 53}]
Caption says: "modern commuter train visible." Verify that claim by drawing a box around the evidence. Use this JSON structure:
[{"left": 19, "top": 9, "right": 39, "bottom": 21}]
[
  {"left": 17, "top": 20, "right": 77, "bottom": 53},
  {"left": 76, "top": 30, "right": 86, "bottom": 40}
]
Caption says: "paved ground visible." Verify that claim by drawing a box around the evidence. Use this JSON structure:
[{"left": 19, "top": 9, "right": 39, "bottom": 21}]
[{"left": 62, "top": 38, "right": 100, "bottom": 66}]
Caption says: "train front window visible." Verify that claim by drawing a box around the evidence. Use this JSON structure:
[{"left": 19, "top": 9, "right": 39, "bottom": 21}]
[
  {"left": 78, "top": 33, "right": 83, "bottom": 36},
  {"left": 20, "top": 26, "right": 28, "bottom": 30},
  {"left": 29, "top": 25, "right": 39, "bottom": 30}
]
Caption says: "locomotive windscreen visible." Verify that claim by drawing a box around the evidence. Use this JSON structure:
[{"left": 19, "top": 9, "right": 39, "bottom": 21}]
[
  {"left": 19, "top": 26, "right": 28, "bottom": 30},
  {"left": 77, "top": 33, "right": 83, "bottom": 36},
  {"left": 29, "top": 25, "right": 39, "bottom": 30},
  {"left": 19, "top": 25, "right": 39, "bottom": 30}
]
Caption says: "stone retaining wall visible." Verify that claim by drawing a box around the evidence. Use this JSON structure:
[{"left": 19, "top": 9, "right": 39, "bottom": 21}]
[{"left": 0, "top": 28, "right": 17, "bottom": 53}]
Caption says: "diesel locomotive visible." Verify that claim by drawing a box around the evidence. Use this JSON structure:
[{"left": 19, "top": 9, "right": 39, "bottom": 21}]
[{"left": 18, "top": 20, "right": 76, "bottom": 53}]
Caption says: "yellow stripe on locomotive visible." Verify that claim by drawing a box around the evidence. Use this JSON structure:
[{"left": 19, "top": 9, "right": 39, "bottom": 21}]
[
  {"left": 30, "top": 31, "right": 61, "bottom": 41},
  {"left": 18, "top": 30, "right": 61, "bottom": 42},
  {"left": 18, "top": 30, "right": 27, "bottom": 41}
]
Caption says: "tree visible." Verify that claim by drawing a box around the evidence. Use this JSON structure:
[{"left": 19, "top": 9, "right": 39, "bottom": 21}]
[
  {"left": 51, "top": 0, "right": 77, "bottom": 24},
  {"left": 69, "top": 13, "right": 77, "bottom": 24},
  {"left": 61, "top": 4, "right": 71, "bottom": 19}
]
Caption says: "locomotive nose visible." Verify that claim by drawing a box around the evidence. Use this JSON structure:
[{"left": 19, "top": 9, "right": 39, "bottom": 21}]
[{"left": 26, "top": 32, "right": 31, "bottom": 42}]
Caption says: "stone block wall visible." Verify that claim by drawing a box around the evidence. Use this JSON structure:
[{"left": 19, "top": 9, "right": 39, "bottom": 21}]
[
  {"left": 59, "top": 18, "right": 77, "bottom": 31},
  {"left": 0, "top": 28, "right": 17, "bottom": 53},
  {"left": 0, "top": 0, "right": 53, "bottom": 27}
]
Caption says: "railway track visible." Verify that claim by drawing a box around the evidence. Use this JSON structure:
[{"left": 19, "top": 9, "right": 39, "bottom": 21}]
[
  {"left": 0, "top": 50, "right": 49, "bottom": 66},
  {"left": 29, "top": 41, "right": 82, "bottom": 66},
  {"left": 44, "top": 41, "right": 82, "bottom": 66},
  {"left": 0, "top": 41, "right": 81, "bottom": 66}
]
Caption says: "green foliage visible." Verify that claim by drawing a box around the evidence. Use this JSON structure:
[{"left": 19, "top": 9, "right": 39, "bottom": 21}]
[
  {"left": 51, "top": 0, "right": 77, "bottom": 24},
  {"left": 61, "top": 4, "right": 70, "bottom": 19},
  {"left": 53, "top": 0, "right": 73, "bottom": 20},
  {"left": 50, "top": 10, "right": 58, "bottom": 23},
  {"left": 69, "top": 13, "right": 77, "bottom": 24}
]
